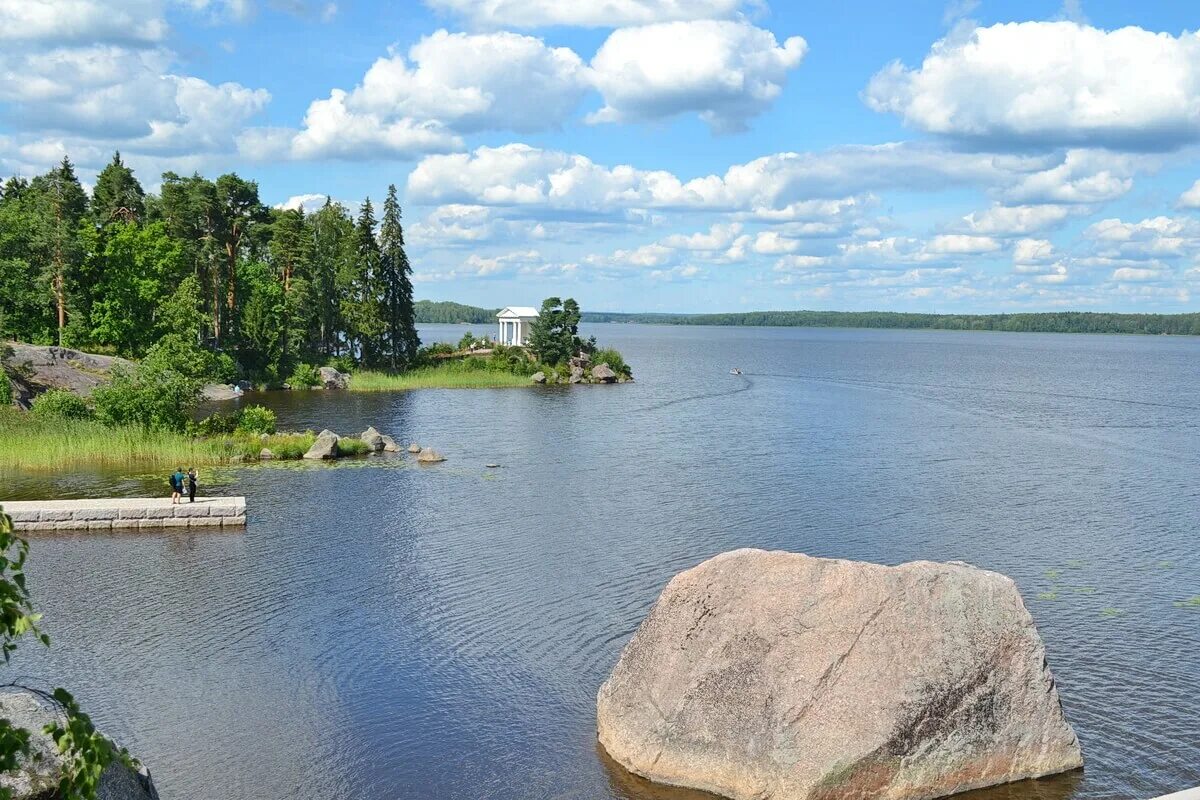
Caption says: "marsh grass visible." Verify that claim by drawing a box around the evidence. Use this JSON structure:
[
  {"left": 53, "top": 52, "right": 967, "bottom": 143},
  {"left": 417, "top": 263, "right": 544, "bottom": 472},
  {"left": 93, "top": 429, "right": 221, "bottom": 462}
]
[
  {"left": 1174, "top": 596, "right": 1200, "bottom": 608},
  {"left": 1101, "top": 607, "right": 1126, "bottom": 618},
  {"left": 0, "top": 407, "right": 315, "bottom": 471},
  {"left": 1036, "top": 591, "right": 1059, "bottom": 601},
  {"left": 350, "top": 366, "right": 532, "bottom": 391}
]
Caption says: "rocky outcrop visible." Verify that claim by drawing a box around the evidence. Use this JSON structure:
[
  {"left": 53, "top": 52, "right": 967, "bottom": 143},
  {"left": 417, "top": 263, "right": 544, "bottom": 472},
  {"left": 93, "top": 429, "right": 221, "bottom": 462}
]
[
  {"left": 591, "top": 363, "right": 617, "bottom": 383},
  {"left": 361, "top": 426, "right": 385, "bottom": 452},
  {"left": 380, "top": 435, "right": 400, "bottom": 452},
  {"left": 569, "top": 366, "right": 584, "bottom": 384},
  {"left": 407, "top": 443, "right": 422, "bottom": 454},
  {"left": 530, "top": 371, "right": 546, "bottom": 384},
  {"left": 201, "top": 383, "right": 242, "bottom": 401},
  {"left": 2, "top": 343, "right": 134, "bottom": 409},
  {"left": 318, "top": 366, "right": 349, "bottom": 390},
  {"left": 597, "top": 549, "right": 1083, "bottom": 800},
  {"left": 302, "top": 429, "right": 339, "bottom": 459},
  {"left": 0, "top": 690, "right": 159, "bottom": 800},
  {"left": 416, "top": 447, "right": 446, "bottom": 463}
]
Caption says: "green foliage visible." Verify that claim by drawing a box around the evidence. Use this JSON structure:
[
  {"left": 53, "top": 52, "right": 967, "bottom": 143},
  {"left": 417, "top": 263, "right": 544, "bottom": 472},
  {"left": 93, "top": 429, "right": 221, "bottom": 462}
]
[
  {"left": 1174, "top": 596, "right": 1200, "bottom": 608},
  {"left": 458, "top": 331, "right": 478, "bottom": 350},
  {"left": 92, "top": 333, "right": 212, "bottom": 433},
  {"left": 326, "top": 355, "right": 355, "bottom": 374},
  {"left": 0, "top": 506, "right": 125, "bottom": 800},
  {"left": 589, "top": 347, "right": 632, "bottom": 378},
  {"left": 413, "top": 300, "right": 496, "bottom": 324},
  {"left": 527, "top": 297, "right": 584, "bottom": 366},
  {"left": 287, "top": 363, "right": 321, "bottom": 388},
  {"left": 335, "top": 438, "right": 370, "bottom": 456},
  {"left": 193, "top": 410, "right": 239, "bottom": 437},
  {"left": 236, "top": 405, "right": 276, "bottom": 435},
  {"left": 0, "top": 346, "right": 12, "bottom": 407},
  {"left": 30, "top": 389, "right": 92, "bottom": 421}
]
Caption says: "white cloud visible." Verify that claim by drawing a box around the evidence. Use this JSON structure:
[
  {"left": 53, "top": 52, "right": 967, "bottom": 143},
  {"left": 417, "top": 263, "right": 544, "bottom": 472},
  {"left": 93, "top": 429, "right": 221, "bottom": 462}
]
[
  {"left": 1002, "top": 149, "right": 1138, "bottom": 204},
  {"left": 925, "top": 234, "right": 1002, "bottom": 254},
  {"left": 0, "top": 0, "right": 168, "bottom": 44},
  {"left": 252, "top": 30, "right": 588, "bottom": 160},
  {"left": 1112, "top": 266, "right": 1167, "bottom": 281},
  {"left": 1013, "top": 238, "right": 1057, "bottom": 265},
  {"left": 865, "top": 21, "right": 1200, "bottom": 150},
  {"left": 423, "top": 0, "right": 744, "bottom": 28},
  {"left": 960, "top": 204, "right": 1071, "bottom": 236},
  {"left": 662, "top": 222, "right": 743, "bottom": 250},
  {"left": 1083, "top": 215, "right": 1199, "bottom": 259},
  {"left": 1179, "top": 178, "right": 1200, "bottom": 208},
  {"left": 588, "top": 21, "right": 807, "bottom": 132},
  {"left": 276, "top": 193, "right": 332, "bottom": 212}
]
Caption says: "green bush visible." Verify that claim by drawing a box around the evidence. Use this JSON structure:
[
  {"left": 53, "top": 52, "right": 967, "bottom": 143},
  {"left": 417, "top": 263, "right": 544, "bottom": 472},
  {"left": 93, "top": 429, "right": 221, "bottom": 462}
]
[
  {"left": 590, "top": 347, "right": 631, "bottom": 377},
  {"left": 458, "top": 331, "right": 477, "bottom": 350},
  {"left": 327, "top": 355, "right": 355, "bottom": 374},
  {"left": 0, "top": 377, "right": 11, "bottom": 407},
  {"left": 93, "top": 362, "right": 200, "bottom": 432},
  {"left": 288, "top": 363, "right": 321, "bottom": 388},
  {"left": 236, "top": 405, "right": 276, "bottom": 435},
  {"left": 30, "top": 389, "right": 92, "bottom": 421},
  {"left": 193, "top": 411, "right": 239, "bottom": 436}
]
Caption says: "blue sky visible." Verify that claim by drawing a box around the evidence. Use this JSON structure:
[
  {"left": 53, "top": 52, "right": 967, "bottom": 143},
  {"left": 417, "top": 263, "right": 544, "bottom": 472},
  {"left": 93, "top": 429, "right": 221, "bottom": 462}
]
[{"left": 4, "top": 0, "right": 1200, "bottom": 313}]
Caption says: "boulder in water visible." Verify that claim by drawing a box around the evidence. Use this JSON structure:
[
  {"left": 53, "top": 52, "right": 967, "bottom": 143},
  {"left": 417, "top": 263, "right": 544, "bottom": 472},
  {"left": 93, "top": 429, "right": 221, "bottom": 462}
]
[
  {"left": 381, "top": 435, "right": 400, "bottom": 452},
  {"left": 317, "top": 366, "right": 349, "bottom": 390},
  {"left": 531, "top": 371, "right": 547, "bottom": 384},
  {"left": 416, "top": 447, "right": 446, "bottom": 463},
  {"left": 569, "top": 366, "right": 584, "bottom": 384},
  {"left": 0, "top": 689, "right": 160, "bottom": 800},
  {"left": 407, "top": 443, "right": 422, "bottom": 454},
  {"left": 591, "top": 363, "right": 617, "bottom": 383},
  {"left": 302, "top": 429, "right": 339, "bottom": 460},
  {"left": 361, "top": 426, "right": 385, "bottom": 452},
  {"left": 597, "top": 549, "right": 1083, "bottom": 800}
]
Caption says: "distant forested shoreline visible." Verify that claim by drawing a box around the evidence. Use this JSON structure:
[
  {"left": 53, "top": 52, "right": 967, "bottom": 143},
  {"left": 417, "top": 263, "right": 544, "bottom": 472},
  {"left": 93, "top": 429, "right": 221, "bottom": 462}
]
[{"left": 416, "top": 302, "right": 1200, "bottom": 336}]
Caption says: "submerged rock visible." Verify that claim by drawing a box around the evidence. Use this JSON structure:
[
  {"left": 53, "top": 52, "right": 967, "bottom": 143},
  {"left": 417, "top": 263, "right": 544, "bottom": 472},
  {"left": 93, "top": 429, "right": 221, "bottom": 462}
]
[
  {"left": 0, "top": 690, "right": 159, "bottom": 800},
  {"left": 591, "top": 363, "right": 617, "bottom": 383},
  {"left": 318, "top": 366, "right": 349, "bottom": 390},
  {"left": 361, "top": 426, "right": 385, "bottom": 452},
  {"left": 380, "top": 435, "right": 400, "bottom": 452},
  {"left": 597, "top": 549, "right": 1083, "bottom": 800},
  {"left": 302, "top": 429, "right": 339, "bottom": 460},
  {"left": 416, "top": 447, "right": 446, "bottom": 463}
]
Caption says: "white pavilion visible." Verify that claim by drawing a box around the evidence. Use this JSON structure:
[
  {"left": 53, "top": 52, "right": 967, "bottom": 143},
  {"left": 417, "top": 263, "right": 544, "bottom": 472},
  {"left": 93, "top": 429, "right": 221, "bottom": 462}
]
[{"left": 496, "top": 306, "right": 539, "bottom": 346}]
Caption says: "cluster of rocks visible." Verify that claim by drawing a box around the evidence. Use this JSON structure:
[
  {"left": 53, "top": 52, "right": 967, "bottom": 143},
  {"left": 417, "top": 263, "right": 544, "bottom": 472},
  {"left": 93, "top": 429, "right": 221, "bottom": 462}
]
[
  {"left": 597, "top": 549, "right": 1084, "bottom": 800},
  {"left": 296, "top": 426, "right": 445, "bottom": 463},
  {"left": 531, "top": 353, "right": 631, "bottom": 386},
  {"left": 0, "top": 690, "right": 159, "bottom": 800}
]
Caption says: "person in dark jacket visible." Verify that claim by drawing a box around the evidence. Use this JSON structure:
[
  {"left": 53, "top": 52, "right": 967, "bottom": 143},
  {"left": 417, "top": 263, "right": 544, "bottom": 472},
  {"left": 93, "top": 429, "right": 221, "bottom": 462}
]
[
  {"left": 186, "top": 468, "right": 197, "bottom": 503},
  {"left": 170, "top": 468, "right": 184, "bottom": 504}
]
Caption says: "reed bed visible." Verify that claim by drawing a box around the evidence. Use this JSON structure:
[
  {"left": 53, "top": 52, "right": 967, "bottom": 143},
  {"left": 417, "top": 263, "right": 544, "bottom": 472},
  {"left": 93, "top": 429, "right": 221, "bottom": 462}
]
[{"left": 349, "top": 367, "right": 532, "bottom": 391}]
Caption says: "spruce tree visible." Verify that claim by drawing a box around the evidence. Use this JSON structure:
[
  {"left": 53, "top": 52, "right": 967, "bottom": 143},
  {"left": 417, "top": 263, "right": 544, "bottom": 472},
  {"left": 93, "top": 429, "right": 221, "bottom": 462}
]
[
  {"left": 91, "top": 152, "right": 145, "bottom": 225},
  {"left": 379, "top": 185, "right": 419, "bottom": 370},
  {"left": 346, "top": 198, "right": 384, "bottom": 365}
]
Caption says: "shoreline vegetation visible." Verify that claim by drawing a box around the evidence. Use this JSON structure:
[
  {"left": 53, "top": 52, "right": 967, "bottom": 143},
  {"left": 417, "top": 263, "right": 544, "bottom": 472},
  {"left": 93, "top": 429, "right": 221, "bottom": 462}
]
[{"left": 416, "top": 300, "right": 1200, "bottom": 337}]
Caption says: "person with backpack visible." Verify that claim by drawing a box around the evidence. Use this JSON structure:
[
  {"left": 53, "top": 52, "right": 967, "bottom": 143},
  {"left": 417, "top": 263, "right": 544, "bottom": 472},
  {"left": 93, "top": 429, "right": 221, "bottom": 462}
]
[{"left": 170, "top": 467, "right": 185, "bottom": 504}]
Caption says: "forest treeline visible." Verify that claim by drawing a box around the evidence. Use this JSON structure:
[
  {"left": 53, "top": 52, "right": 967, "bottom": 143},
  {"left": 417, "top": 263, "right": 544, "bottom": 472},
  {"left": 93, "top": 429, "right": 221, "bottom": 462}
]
[
  {"left": 418, "top": 302, "right": 1200, "bottom": 336},
  {"left": 0, "top": 154, "right": 420, "bottom": 383}
]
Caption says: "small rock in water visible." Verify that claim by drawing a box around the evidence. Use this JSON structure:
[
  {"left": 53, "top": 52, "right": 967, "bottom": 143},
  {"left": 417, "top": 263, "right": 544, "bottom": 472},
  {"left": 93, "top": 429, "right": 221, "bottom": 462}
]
[
  {"left": 597, "top": 548, "right": 1083, "bottom": 800},
  {"left": 485, "top": 463, "right": 500, "bottom": 468},
  {"left": 591, "top": 363, "right": 618, "bottom": 383},
  {"left": 361, "top": 426, "right": 385, "bottom": 452},
  {"left": 416, "top": 447, "right": 446, "bottom": 463},
  {"left": 407, "top": 442, "right": 421, "bottom": 454},
  {"left": 380, "top": 434, "right": 400, "bottom": 452}
]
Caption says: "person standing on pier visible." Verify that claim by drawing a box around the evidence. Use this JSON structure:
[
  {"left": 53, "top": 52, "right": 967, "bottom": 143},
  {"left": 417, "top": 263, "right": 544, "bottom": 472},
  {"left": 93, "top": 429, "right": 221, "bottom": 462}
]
[
  {"left": 170, "top": 468, "right": 184, "bottom": 504},
  {"left": 187, "top": 468, "right": 197, "bottom": 503}
]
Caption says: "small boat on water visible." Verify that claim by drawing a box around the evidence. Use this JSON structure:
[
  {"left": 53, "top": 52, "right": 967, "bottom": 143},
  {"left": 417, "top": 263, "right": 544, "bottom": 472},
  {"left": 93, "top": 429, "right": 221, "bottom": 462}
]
[{"left": 730, "top": 368, "right": 742, "bottom": 375}]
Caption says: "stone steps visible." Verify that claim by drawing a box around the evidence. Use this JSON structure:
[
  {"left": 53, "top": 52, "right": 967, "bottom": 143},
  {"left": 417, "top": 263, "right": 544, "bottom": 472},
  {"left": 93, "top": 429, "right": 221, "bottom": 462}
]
[{"left": 2, "top": 497, "right": 246, "bottom": 531}]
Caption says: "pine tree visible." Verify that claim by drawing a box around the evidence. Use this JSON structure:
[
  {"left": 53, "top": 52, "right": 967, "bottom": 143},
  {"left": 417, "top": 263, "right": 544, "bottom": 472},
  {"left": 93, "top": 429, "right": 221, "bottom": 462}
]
[
  {"left": 379, "top": 185, "right": 420, "bottom": 370},
  {"left": 268, "top": 207, "right": 311, "bottom": 370},
  {"left": 91, "top": 152, "right": 145, "bottom": 225},
  {"left": 29, "top": 158, "right": 87, "bottom": 345}
]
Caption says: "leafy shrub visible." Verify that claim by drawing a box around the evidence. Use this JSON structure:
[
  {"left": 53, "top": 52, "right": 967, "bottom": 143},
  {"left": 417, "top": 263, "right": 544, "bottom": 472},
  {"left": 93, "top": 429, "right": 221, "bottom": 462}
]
[
  {"left": 193, "top": 411, "right": 239, "bottom": 436},
  {"left": 288, "top": 363, "right": 321, "bottom": 388},
  {"left": 326, "top": 355, "right": 355, "bottom": 374},
  {"left": 590, "top": 347, "right": 631, "bottom": 377},
  {"left": 458, "top": 331, "right": 477, "bottom": 350},
  {"left": 30, "top": 389, "right": 92, "bottom": 421},
  {"left": 212, "top": 352, "right": 238, "bottom": 384},
  {"left": 236, "top": 405, "right": 276, "bottom": 435},
  {"left": 0, "top": 377, "right": 11, "bottom": 407},
  {"left": 93, "top": 362, "right": 201, "bottom": 432},
  {"left": 336, "top": 438, "right": 370, "bottom": 456}
]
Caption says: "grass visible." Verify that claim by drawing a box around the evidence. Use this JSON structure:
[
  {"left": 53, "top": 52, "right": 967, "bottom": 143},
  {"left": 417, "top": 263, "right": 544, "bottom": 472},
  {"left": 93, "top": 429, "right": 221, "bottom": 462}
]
[
  {"left": 1174, "top": 596, "right": 1200, "bottom": 609},
  {"left": 350, "top": 366, "right": 533, "bottom": 391},
  {"left": 0, "top": 407, "right": 315, "bottom": 471}
]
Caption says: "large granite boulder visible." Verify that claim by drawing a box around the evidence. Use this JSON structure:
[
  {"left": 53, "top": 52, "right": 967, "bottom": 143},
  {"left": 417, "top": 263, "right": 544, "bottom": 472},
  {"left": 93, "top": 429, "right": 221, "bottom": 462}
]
[
  {"left": 569, "top": 366, "right": 584, "bottom": 384},
  {"left": 530, "top": 371, "right": 547, "bottom": 384},
  {"left": 361, "top": 426, "right": 385, "bottom": 452},
  {"left": 318, "top": 367, "right": 349, "bottom": 390},
  {"left": 380, "top": 435, "right": 400, "bottom": 452},
  {"left": 597, "top": 549, "right": 1083, "bottom": 800},
  {"left": 591, "top": 363, "right": 617, "bottom": 383},
  {"left": 302, "top": 429, "right": 339, "bottom": 460},
  {"left": 0, "top": 690, "right": 159, "bottom": 800}
]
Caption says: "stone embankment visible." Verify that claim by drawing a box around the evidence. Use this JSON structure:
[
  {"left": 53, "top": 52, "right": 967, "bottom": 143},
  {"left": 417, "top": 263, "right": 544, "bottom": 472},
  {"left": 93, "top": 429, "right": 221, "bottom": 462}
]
[
  {"left": 3, "top": 497, "right": 246, "bottom": 532},
  {"left": 598, "top": 548, "right": 1083, "bottom": 800}
]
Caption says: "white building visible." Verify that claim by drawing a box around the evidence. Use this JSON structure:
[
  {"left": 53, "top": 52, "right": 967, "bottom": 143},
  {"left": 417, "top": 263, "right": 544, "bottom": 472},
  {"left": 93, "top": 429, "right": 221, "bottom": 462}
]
[{"left": 496, "top": 306, "right": 539, "bottom": 346}]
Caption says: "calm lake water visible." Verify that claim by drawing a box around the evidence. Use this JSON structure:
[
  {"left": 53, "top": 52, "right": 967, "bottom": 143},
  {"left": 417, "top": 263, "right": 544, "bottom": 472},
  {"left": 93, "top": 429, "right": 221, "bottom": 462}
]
[{"left": 3, "top": 324, "right": 1199, "bottom": 800}]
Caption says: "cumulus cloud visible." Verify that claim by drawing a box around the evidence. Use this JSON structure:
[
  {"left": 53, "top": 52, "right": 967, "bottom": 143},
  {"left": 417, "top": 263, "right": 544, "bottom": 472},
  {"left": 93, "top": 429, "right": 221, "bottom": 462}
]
[
  {"left": 407, "top": 142, "right": 1032, "bottom": 213},
  {"left": 925, "top": 234, "right": 1002, "bottom": 254},
  {"left": 250, "top": 30, "right": 588, "bottom": 160},
  {"left": 1012, "top": 238, "right": 1057, "bottom": 265},
  {"left": 865, "top": 21, "right": 1200, "bottom": 150},
  {"left": 1083, "top": 216, "right": 1199, "bottom": 260},
  {"left": 1002, "top": 149, "right": 1139, "bottom": 204},
  {"left": 588, "top": 20, "right": 807, "bottom": 132},
  {"left": 1178, "top": 178, "right": 1200, "bottom": 208},
  {"left": 0, "top": 0, "right": 168, "bottom": 44},
  {"left": 959, "top": 204, "right": 1071, "bottom": 236},
  {"left": 423, "top": 0, "right": 745, "bottom": 28},
  {"left": 276, "top": 193, "right": 333, "bottom": 212}
]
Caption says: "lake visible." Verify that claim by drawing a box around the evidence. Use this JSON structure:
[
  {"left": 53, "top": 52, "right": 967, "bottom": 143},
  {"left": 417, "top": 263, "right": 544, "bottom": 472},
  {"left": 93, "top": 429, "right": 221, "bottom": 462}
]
[{"left": 4, "top": 324, "right": 1199, "bottom": 800}]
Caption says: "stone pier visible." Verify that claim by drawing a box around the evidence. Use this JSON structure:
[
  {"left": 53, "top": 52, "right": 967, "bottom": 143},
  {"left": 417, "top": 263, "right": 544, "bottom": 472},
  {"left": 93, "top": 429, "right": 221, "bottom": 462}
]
[{"left": 2, "top": 497, "right": 246, "bottom": 531}]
